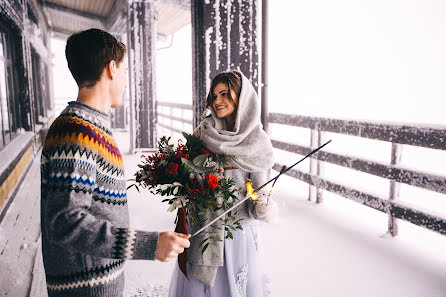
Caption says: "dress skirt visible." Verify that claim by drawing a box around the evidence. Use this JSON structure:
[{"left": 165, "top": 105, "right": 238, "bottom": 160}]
[{"left": 168, "top": 221, "right": 271, "bottom": 297}]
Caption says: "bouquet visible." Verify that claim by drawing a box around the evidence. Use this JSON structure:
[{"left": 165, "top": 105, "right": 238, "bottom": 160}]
[{"left": 129, "top": 132, "right": 244, "bottom": 253}]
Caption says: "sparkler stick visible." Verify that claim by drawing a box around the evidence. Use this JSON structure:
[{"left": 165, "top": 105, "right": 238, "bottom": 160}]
[
  {"left": 191, "top": 139, "right": 332, "bottom": 237},
  {"left": 267, "top": 165, "right": 286, "bottom": 205}
]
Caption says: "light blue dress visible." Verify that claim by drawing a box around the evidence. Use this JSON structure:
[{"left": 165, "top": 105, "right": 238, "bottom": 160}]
[{"left": 168, "top": 220, "right": 271, "bottom": 297}]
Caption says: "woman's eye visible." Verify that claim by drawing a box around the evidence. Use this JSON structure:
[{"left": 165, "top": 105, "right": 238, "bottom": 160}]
[{"left": 222, "top": 93, "right": 227, "bottom": 97}]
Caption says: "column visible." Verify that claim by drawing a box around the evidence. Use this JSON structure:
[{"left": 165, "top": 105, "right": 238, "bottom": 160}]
[
  {"left": 191, "top": 0, "right": 260, "bottom": 128},
  {"left": 127, "top": 0, "right": 157, "bottom": 150}
]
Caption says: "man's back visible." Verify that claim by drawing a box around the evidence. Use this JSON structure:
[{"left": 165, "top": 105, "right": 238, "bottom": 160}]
[{"left": 40, "top": 101, "right": 158, "bottom": 297}]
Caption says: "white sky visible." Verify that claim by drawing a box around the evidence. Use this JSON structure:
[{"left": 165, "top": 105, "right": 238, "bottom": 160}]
[
  {"left": 268, "top": 0, "right": 446, "bottom": 126},
  {"left": 51, "top": 1, "right": 446, "bottom": 126},
  {"left": 45, "top": 3, "right": 446, "bottom": 295},
  {"left": 51, "top": 25, "right": 193, "bottom": 104}
]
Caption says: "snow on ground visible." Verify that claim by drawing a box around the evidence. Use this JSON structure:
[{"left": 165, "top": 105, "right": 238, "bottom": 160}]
[{"left": 115, "top": 131, "right": 446, "bottom": 297}]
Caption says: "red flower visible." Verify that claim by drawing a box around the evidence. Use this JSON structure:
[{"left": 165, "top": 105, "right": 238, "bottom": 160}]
[
  {"left": 205, "top": 174, "right": 218, "bottom": 190},
  {"left": 165, "top": 163, "right": 179, "bottom": 175},
  {"left": 201, "top": 148, "right": 212, "bottom": 156}
]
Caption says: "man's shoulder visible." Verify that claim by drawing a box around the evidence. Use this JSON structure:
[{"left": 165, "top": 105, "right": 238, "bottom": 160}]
[{"left": 44, "top": 113, "right": 103, "bottom": 151}]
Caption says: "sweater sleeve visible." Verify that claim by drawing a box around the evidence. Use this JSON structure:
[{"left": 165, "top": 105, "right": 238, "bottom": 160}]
[{"left": 42, "top": 138, "right": 158, "bottom": 261}]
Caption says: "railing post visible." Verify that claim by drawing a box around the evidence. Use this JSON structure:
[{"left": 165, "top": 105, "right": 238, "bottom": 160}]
[
  {"left": 388, "top": 143, "right": 402, "bottom": 236},
  {"left": 170, "top": 106, "right": 173, "bottom": 139},
  {"left": 181, "top": 108, "right": 185, "bottom": 133},
  {"left": 309, "top": 128, "right": 323, "bottom": 203}
]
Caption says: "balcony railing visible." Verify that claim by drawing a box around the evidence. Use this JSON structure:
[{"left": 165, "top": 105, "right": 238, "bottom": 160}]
[
  {"left": 157, "top": 101, "right": 193, "bottom": 136},
  {"left": 269, "top": 113, "right": 446, "bottom": 236},
  {"left": 155, "top": 102, "right": 446, "bottom": 236}
]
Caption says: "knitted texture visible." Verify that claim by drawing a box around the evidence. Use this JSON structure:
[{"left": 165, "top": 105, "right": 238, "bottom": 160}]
[{"left": 40, "top": 101, "right": 158, "bottom": 297}]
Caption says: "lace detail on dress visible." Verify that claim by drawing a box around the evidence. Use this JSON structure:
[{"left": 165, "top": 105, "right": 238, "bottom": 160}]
[
  {"left": 126, "top": 284, "right": 167, "bottom": 297},
  {"left": 236, "top": 264, "right": 249, "bottom": 297}
]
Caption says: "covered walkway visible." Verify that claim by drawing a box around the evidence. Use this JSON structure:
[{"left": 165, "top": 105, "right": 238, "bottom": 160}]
[
  {"left": 1, "top": 130, "right": 445, "bottom": 297},
  {"left": 1, "top": 1, "right": 446, "bottom": 296}
]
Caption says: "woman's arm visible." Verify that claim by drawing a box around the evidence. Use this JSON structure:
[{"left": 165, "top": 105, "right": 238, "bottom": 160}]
[{"left": 247, "top": 171, "right": 279, "bottom": 223}]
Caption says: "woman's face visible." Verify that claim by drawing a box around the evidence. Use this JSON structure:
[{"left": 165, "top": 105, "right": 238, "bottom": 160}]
[{"left": 212, "top": 82, "right": 238, "bottom": 119}]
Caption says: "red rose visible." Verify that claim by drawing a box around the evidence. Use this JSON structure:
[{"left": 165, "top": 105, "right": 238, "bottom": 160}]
[
  {"left": 165, "top": 163, "right": 179, "bottom": 175},
  {"left": 201, "top": 148, "right": 212, "bottom": 156},
  {"left": 205, "top": 174, "right": 218, "bottom": 190}
]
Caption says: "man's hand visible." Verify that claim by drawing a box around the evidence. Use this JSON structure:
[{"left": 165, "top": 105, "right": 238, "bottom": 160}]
[{"left": 155, "top": 231, "right": 191, "bottom": 262}]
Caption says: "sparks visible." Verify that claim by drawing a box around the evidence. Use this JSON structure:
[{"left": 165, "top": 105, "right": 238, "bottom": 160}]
[{"left": 246, "top": 179, "right": 258, "bottom": 201}]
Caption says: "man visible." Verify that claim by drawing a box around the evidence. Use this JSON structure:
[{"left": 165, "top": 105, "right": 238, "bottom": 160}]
[{"left": 40, "top": 28, "right": 189, "bottom": 297}]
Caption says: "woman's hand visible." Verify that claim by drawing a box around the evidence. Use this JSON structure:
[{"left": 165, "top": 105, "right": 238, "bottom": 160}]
[{"left": 255, "top": 198, "right": 279, "bottom": 223}]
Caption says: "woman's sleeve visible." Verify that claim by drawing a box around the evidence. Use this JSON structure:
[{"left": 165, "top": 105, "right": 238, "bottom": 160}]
[{"left": 246, "top": 170, "right": 278, "bottom": 222}]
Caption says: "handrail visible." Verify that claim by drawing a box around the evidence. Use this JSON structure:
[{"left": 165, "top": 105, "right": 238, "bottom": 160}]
[
  {"left": 157, "top": 101, "right": 193, "bottom": 110},
  {"left": 157, "top": 113, "right": 193, "bottom": 124},
  {"left": 155, "top": 106, "right": 446, "bottom": 236},
  {"left": 157, "top": 101, "right": 193, "bottom": 136},
  {"left": 269, "top": 112, "right": 446, "bottom": 236},
  {"left": 269, "top": 113, "right": 446, "bottom": 150},
  {"left": 273, "top": 163, "right": 446, "bottom": 235},
  {"left": 272, "top": 139, "right": 446, "bottom": 194}
]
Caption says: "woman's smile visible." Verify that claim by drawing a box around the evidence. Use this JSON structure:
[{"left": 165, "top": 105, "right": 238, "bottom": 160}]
[{"left": 212, "top": 82, "right": 238, "bottom": 126}]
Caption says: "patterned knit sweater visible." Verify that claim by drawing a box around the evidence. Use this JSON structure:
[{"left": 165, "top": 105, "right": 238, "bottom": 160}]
[{"left": 40, "top": 101, "right": 158, "bottom": 297}]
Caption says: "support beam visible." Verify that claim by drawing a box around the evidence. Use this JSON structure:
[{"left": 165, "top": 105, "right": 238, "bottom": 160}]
[
  {"left": 191, "top": 0, "right": 260, "bottom": 128},
  {"left": 261, "top": 0, "right": 268, "bottom": 132},
  {"left": 40, "top": 0, "right": 105, "bottom": 22},
  {"left": 49, "top": 26, "right": 76, "bottom": 38},
  {"left": 127, "top": 0, "right": 157, "bottom": 151},
  {"left": 159, "top": 0, "right": 191, "bottom": 10},
  {"left": 105, "top": 0, "right": 128, "bottom": 32}
]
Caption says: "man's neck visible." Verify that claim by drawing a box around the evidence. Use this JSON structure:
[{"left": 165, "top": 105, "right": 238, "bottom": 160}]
[{"left": 76, "top": 83, "right": 112, "bottom": 114}]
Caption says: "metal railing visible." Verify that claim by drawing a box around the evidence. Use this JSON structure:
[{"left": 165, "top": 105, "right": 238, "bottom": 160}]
[
  {"left": 157, "top": 101, "right": 193, "bottom": 136},
  {"left": 269, "top": 113, "right": 446, "bottom": 236},
  {"left": 155, "top": 102, "right": 446, "bottom": 236}
]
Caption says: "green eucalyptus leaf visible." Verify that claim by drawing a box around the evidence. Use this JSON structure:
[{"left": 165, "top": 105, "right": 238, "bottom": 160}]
[
  {"left": 167, "top": 201, "right": 177, "bottom": 212},
  {"left": 210, "top": 244, "right": 219, "bottom": 256},
  {"left": 201, "top": 243, "right": 209, "bottom": 254},
  {"left": 193, "top": 154, "right": 209, "bottom": 167}
]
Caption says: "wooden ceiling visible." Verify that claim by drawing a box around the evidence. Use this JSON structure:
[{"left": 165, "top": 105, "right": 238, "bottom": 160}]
[{"left": 39, "top": 0, "right": 190, "bottom": 38}]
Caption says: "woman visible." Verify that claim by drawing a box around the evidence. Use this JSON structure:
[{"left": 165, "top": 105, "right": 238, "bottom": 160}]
[{"left": 168, "top": 70, "right": 277, "bottom": 297}]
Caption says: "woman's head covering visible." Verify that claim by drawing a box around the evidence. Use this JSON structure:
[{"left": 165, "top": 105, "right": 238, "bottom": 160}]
[{"left": 199, "top": 71, "right": 274, "bottom": 172}]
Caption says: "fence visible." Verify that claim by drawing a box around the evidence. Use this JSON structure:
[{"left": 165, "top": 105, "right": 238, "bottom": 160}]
[
  {"left": 269, "top": 113, "right": 446, "bottom": 236},
  {"left": 157, "top": 101, "right": 193, "bottom": 137},
  {"left": 155, "top": 102, "right": 446, "bottom": 237}
]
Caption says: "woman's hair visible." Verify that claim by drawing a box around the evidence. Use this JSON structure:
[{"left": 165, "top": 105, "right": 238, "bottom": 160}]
[{"left": 206, "top": 70, "right": 242, "bottom": 108}]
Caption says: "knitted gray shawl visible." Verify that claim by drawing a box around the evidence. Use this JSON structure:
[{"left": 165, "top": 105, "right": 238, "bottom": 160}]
[
  {"left": 200, "top": 72, "right": 274, "bottom": 172},
  {"left": 188, "top": 72, "right": 273, "bottom": 286}
]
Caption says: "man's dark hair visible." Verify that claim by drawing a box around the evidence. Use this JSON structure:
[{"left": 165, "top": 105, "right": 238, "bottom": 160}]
[{"left": 65, "top": 28, "right": 126, "bottom": 88}]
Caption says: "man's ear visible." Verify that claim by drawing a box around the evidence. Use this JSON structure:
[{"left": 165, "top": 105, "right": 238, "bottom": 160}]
[{"left": 106, "top": 60, "right": 117, "bottom": 79}]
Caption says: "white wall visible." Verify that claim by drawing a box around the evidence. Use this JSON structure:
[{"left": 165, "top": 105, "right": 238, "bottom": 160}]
[{"left": 269, "top": 0, "right": 446, "bottom": 126}]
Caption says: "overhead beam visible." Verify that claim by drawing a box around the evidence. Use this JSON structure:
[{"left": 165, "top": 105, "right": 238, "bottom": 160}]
[
  {"left": 159, "top": 0, "right": 191, "bottom": 10},
  {"left": 49, "top": 26, "right": 76, "bottom": 38},
  {"left": 40, "top": 1, "right": 106, "bottom": 22},
  {"left": 105, "top": 0, "right": 127, "bottom": 31}
]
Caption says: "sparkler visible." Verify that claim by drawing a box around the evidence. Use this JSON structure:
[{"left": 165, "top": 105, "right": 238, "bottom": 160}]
[{"left": 191, "top": 139, "right": 332, "bottom": 237}]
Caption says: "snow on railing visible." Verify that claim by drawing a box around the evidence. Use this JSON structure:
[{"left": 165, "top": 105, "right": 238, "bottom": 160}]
[
  {"left": 155, "top": 104, "right": 446, "bottom": 236},
  {"left": 269, "top": 113, "right": 446, "bottom": 236},
  {"left": 157, "top": 101, "right": 193, "bottom": 136}
]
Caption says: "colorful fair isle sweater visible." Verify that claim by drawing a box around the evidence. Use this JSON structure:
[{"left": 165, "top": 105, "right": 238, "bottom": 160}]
[{"left": 40, "top": 101, "right": 158, "bottom": 297}]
